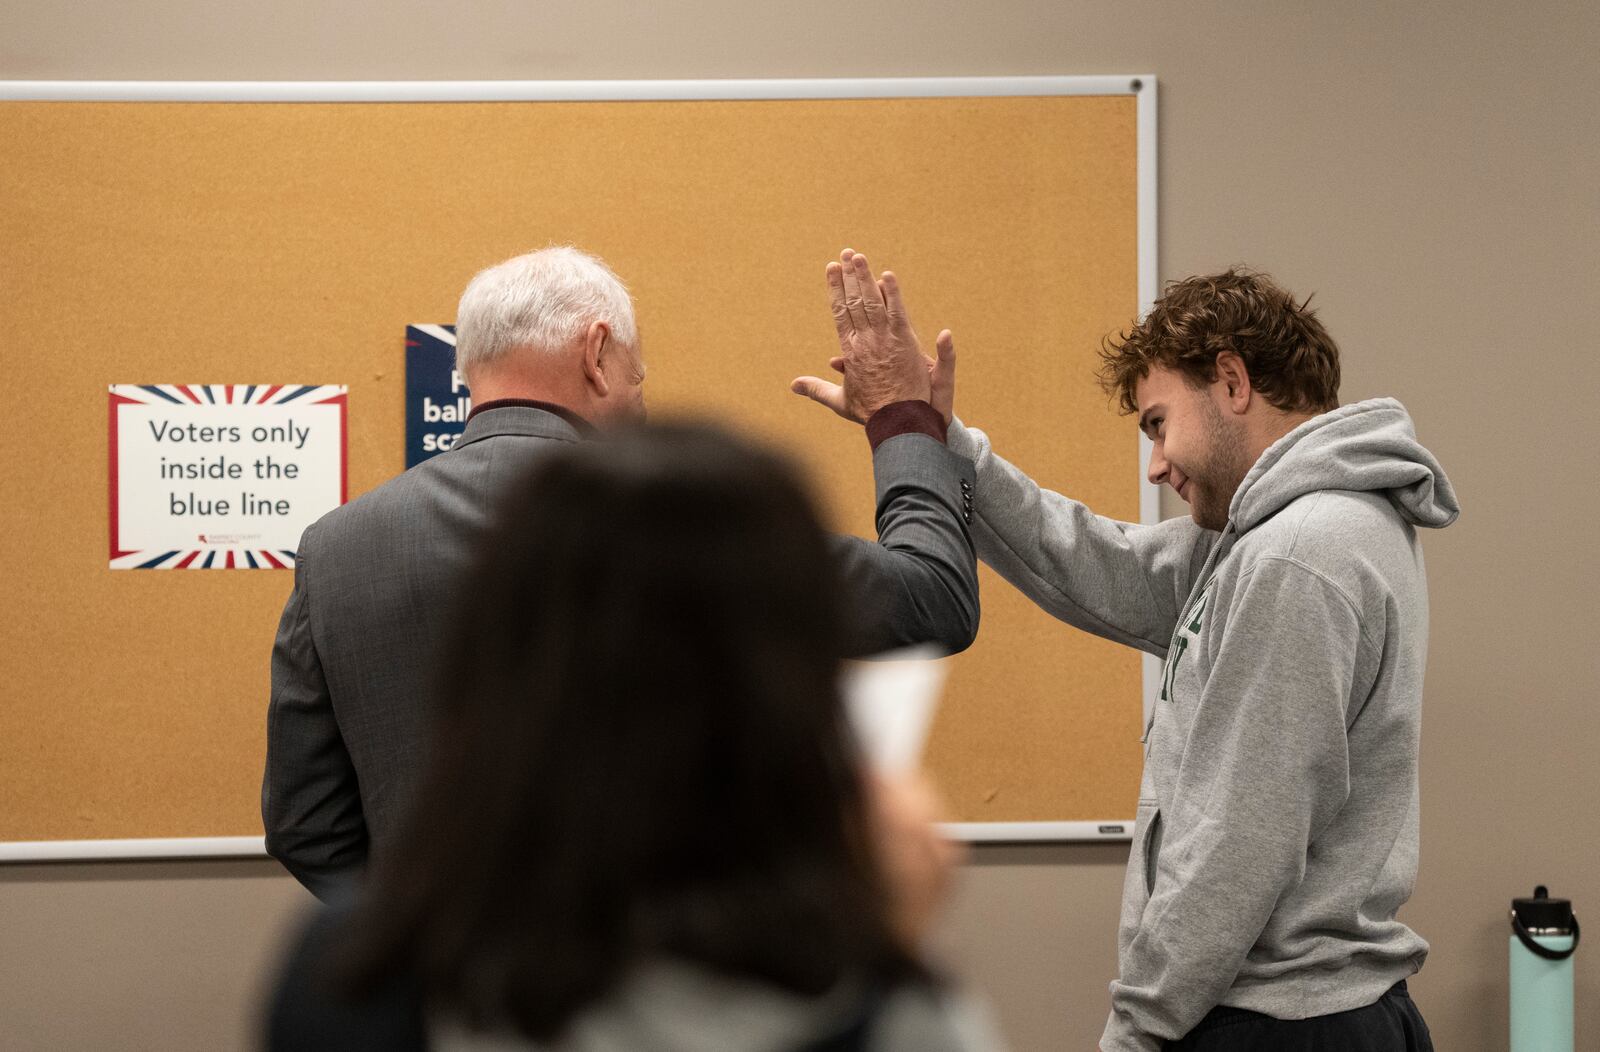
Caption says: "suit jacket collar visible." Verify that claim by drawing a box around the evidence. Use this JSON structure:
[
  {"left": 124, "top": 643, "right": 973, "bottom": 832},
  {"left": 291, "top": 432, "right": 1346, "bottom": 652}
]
[{"left": 454, "top": 404, "right": 589, "bottom": 450}]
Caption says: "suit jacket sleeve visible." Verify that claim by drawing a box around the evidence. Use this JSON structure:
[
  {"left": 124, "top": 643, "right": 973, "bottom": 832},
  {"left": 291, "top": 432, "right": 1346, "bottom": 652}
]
[
  {"left": 833, "top": 431, "right": 981, "bottom": 658},
  {"left": 262, "top": 522, "right": 368, "bottom": 900}
]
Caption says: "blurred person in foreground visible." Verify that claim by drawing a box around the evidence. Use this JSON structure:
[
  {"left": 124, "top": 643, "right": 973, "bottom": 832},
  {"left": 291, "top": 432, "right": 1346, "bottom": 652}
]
[
  {"left": 794, "top": 252, "right": 1456, "bottom": 1051},
  {"left": 264, "top": 423, "right": 1004, "bottom": 1052}
]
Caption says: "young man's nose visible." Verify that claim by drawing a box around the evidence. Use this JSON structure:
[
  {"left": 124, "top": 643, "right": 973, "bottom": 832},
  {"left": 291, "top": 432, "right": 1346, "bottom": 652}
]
[{"left": 1147, "top": 450, "right": 1169, "bottom": 486}]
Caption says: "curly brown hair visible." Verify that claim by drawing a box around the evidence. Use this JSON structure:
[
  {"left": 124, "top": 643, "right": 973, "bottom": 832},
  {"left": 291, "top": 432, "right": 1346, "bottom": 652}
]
[{"left": 1097, "top": 268, "right": 1341, "bottom": 415}]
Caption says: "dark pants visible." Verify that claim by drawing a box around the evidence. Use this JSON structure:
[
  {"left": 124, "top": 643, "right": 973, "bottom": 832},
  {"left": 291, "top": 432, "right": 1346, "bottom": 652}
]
[{"left": 1166, "top": 981, "right": 1432, "bottom": 1051}]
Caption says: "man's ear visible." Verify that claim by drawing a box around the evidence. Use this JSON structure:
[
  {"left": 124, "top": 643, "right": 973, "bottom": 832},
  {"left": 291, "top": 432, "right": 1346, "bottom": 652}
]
[
  {"left": 581, "top": 320, "right": 612, "bottom": 398},
  {"left": 1213, "top": 351, "right": 1252, "bottom": 414}
]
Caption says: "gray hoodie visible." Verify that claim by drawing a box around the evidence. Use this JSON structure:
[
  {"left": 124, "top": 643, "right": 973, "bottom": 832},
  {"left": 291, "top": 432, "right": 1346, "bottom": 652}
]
[{"left": 947, "top": 398, "right": 1459, "bottom": 1052}]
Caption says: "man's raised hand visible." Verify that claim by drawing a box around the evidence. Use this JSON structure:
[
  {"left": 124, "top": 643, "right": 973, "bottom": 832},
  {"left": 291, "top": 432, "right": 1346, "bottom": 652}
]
[{"left": 791, "top": 249, "right": 956, "bottom": 424}]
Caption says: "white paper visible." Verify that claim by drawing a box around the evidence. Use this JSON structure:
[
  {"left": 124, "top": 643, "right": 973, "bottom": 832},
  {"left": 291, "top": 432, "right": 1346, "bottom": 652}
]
[{"left": 841, "top": 645, "right": 949, "bottom": 775}]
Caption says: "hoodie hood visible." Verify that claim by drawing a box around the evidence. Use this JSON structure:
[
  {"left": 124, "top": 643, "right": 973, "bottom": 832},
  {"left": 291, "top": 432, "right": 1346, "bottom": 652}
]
[{"left": 1230, "top": 398, "right": 1459, "bottom": 533}]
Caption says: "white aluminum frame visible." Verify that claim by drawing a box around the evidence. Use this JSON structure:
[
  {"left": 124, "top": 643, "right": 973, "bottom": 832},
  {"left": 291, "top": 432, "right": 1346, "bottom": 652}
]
[{"left": 0, "top": 75, "right": 1157, "bottom": 859}]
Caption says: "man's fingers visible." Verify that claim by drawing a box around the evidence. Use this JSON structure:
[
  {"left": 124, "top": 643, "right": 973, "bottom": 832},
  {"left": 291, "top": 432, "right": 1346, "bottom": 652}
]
[
  {"left": 851, "top": 252, "right": 889, "bottom": 329},
  {"left": 825, "top": 261, "right": 853, "bottom": 345},
  {"left": 881, "top": 270, "right": 909, "bottom": 322},
  {"left": 790, "top": 375, "right": 851, "bottom": 419},
  {"left": 882, "top": 270, "right": 921, "bottom": 344},
  {"left": 829, "top": 356, "right": 845, "bottom": 374},
  {"left": 934, "top": 329, "right": 956, "bottom": 368},
  {"left": 838, "top": 248, "right": 869, "bottom": 332}
]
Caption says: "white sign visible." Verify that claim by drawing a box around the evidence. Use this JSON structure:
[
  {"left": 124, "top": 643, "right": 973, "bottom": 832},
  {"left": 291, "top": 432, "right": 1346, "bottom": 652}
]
[{"left": 108, "top": 384, "right": 348, "bottom": 570}]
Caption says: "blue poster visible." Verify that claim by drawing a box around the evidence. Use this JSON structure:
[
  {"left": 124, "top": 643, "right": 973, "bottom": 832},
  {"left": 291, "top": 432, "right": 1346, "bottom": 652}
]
[{"left": 405, "top": 324, "right": 471, "bottom": 468}]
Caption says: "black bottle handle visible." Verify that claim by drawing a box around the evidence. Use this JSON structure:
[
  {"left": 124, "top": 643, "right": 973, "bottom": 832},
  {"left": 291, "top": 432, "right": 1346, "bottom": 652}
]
[{"left": 1511, "top": 910, "right": 1580, "bottom": 961}]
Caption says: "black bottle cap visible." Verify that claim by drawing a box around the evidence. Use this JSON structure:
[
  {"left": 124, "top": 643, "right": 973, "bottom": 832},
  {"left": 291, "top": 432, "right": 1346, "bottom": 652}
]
[{"left": 1512, "top": 885, "right": 1575, "bottom": 933}]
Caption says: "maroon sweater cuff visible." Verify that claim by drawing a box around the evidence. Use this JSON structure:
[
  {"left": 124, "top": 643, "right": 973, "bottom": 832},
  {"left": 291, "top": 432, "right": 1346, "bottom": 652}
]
[{"left": 865, "top": 400, "right": 948, "bottom": 451}]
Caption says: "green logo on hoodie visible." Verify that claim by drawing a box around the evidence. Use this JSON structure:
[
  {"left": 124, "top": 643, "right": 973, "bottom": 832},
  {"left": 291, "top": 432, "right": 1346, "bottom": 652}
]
[{"left": 1160, "top": 588, "right": 1210, "bottom": 703}]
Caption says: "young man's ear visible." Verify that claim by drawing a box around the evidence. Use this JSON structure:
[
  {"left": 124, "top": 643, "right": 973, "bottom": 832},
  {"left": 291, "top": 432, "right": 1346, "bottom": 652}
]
[
  {"left": 1213, "top": 351, "right": 1252, "bottom": 413},
  {"left": 581, "top": 320, "right": 613, "bottom": 398}
]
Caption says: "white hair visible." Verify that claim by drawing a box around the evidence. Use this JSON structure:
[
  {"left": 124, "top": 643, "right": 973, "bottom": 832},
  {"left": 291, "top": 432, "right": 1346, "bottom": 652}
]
[{"left": 454, "top": 246, "right": 638, "bottom": 379}]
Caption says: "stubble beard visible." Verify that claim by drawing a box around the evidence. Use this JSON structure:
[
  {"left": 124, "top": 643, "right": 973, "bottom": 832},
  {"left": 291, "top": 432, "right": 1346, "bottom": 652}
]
[{"left": 1187, "top": 399, "right": 1252, "bottom": 532}]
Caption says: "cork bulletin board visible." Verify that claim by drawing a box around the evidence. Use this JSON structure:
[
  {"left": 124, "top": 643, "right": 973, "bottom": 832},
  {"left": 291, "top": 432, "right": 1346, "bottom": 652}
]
[{"left": 0, "top": 77, "right": 1158, "bottom": 857}]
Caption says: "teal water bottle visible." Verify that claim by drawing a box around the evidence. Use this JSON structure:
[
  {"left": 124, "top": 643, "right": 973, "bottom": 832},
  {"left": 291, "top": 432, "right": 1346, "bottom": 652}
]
[{"left": 1510, "top": 885, "right": 1580, "bottom": 1052}]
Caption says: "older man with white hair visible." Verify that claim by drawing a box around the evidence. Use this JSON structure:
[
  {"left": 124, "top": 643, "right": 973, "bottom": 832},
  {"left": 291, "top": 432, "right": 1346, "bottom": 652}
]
[{"left": 262, "top": 246, "right": 980, "bottom": 899}]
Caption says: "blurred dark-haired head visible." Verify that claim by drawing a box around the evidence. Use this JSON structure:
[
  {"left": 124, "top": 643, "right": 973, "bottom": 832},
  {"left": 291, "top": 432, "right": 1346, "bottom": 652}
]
[{"left": 340, "top": 422, "right": 911, "bottom": 1038}]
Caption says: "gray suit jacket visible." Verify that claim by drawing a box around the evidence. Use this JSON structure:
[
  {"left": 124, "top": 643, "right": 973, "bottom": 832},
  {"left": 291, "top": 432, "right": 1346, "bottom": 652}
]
[{"left": 263, "top": 406, "right": 979, "bottom": 899}]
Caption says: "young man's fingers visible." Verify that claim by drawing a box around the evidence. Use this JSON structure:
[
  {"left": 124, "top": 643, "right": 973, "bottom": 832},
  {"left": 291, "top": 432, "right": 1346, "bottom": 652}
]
[{"left": 930, "top": 329, "right": 957, "bottom": 424}]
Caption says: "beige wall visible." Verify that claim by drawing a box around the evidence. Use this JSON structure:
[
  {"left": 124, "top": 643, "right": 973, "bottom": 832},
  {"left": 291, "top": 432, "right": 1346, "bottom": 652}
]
[{"left": 4, "top": 2, "right": 1597, "bottom": 1049}]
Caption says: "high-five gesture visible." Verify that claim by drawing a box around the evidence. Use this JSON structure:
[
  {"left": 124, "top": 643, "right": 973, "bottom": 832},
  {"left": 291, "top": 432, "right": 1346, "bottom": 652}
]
[{"left": 791, "top": 249, "right": 956, "bottom": 425}]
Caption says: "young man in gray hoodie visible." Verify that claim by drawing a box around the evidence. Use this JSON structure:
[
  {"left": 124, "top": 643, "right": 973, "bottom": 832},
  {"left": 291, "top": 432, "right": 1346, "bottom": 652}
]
[{"left": 793, "top": 253, "right": 1459, "bottom": 1051}]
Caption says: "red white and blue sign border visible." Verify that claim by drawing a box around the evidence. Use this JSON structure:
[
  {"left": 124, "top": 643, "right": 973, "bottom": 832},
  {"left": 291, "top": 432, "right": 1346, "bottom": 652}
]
[{"left": 108, "top": 384, "right": 349, "bottom": 570}]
